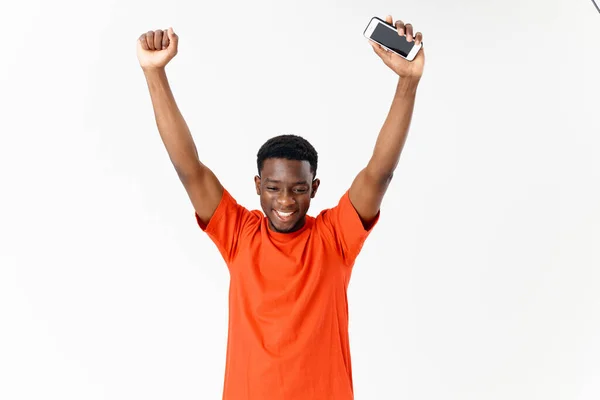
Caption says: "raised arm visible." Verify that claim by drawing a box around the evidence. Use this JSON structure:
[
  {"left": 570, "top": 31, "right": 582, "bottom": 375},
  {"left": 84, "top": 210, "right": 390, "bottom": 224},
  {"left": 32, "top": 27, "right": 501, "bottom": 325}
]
[
  {"left": 349, "top": 16, "right": 425, "bottom": 227},
  {"left": 137, "top": 28, "right": 223, "bottom": 225}
]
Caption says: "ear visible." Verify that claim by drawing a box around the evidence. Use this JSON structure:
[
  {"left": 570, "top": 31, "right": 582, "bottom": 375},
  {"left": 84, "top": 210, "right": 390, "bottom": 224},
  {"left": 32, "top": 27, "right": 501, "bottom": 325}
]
[
  {"left": 254, "top": 175, "right": 261, "bottom": 195},
  {"left": 310, "top": 178, "right": 320, "bottom": 199}
]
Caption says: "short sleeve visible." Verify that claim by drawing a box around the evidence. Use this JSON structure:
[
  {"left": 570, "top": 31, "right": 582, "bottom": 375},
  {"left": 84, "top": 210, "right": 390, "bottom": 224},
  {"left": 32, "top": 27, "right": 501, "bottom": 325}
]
[
  {"left": 318, "top": 190, "right": 380, "bottom": 266},
  {"left": 195, "top": 189, "right": 258, "bottom": 264}
]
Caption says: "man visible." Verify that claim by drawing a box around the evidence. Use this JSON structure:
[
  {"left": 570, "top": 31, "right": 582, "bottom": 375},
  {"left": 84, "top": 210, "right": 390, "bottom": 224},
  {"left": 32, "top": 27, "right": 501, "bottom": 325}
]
[{"left": 137, "top": 15, "right": 424, "bottom": 400}]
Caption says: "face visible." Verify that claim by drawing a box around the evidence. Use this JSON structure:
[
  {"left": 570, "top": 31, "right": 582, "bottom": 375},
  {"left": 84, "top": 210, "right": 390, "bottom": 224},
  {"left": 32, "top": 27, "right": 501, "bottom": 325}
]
[{"left": 254, "top": 158, "right": 320, "bottom": 233}]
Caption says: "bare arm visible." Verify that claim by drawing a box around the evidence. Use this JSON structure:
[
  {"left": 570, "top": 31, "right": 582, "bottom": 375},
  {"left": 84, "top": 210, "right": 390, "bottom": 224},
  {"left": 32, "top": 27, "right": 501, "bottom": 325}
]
[
  {"left": 138, "top": 28, "right": 223, "bottom": 225},
  {"left": 349, "top": 16, "right": 425, "bottom": 226}
]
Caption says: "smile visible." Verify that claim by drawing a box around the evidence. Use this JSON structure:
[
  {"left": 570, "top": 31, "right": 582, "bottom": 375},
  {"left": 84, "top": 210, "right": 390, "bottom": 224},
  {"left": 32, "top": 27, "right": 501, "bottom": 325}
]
[{"left": 274, "top": 210, "right": 297, "bottom": 221}]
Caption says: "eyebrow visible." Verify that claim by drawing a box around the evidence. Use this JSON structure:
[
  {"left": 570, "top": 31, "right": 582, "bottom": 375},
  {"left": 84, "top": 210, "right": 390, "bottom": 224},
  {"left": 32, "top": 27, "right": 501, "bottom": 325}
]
[{"left": 264, "top": 179, "right": 309, "bottom": 185}]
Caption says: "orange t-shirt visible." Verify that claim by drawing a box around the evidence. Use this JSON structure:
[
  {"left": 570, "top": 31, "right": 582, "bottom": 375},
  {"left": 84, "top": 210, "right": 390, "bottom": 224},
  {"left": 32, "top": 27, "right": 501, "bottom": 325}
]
[{"left": 195, "top": 189, "right": 379, "bottom": 400}]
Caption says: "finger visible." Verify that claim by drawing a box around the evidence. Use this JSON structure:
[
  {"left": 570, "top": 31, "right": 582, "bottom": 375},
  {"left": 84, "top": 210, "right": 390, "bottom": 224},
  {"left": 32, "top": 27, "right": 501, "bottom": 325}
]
[
  {"left": 414, "top": 32, "right": 423, "bottom": 46},
  {"left": 162, "top": 29, "right": 169, "bottom": 50},
  {"left": 405, "top": 23, "right": 414, "bottom": 42},
  {"left": 138, "top": 34, "right": 149, "bottom": 51},
  {"left": 167, "top": 27, "right": 178, "bottom": 50},
  {"left": 145, "top": 31, "right": 155, "bottom": 50},
  {"left": 154, "top": 30, "right": 163, "bottom": 51},
  {"left": 385, "top": 15, "right": 393, "bottom": 25},
  {"left": 394, "top": 20, "right": 405, "bottom": 36},
  {"left": 369, "top": 39, "right": 381, "bottom": 52},
  {"left": 369, "top": 39, "right": 389, "bottom": 59},
  {"left": 167, "top": 27, "right": 178, "bottom": 43}
]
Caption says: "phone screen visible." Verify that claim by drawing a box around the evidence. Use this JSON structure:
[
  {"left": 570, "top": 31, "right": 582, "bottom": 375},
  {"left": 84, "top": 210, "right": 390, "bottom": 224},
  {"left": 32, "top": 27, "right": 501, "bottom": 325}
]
[{"left": 371, "top": 22, "right": 414, "bottom": 57}]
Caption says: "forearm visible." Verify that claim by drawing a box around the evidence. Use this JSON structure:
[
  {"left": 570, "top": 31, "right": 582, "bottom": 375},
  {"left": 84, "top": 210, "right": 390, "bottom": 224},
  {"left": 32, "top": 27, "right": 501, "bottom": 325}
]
[
  {"left": 143, "top": 67, "right": 201, "bottom": 178},
  {"left": 366, "top": 77, "right": 419, "bottom": 179}
]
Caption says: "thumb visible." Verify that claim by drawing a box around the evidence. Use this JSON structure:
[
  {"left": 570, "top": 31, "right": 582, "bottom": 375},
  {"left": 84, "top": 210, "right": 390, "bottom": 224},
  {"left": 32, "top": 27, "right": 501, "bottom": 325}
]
[
  {"left": 165, "top": 27, "right": 178, "bottom": 55},
  {"left": 369, "top": 39, "right": 388, "bottom": 59},
  {"left": 167, "top": 27, "right": 178, "bottom": 44}
]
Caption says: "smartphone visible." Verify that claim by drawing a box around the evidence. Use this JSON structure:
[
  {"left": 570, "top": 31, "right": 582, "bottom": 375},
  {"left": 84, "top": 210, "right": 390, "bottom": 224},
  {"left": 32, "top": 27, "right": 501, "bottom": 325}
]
[{"left": 363, "top": 16, "right": 422, "bottom": 61}]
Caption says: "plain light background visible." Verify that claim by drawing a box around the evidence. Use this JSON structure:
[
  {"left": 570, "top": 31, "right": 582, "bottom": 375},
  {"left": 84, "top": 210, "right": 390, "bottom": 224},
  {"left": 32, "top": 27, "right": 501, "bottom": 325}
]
[{"left": 1, "top": 0, "right": 599, "bottom": 399}]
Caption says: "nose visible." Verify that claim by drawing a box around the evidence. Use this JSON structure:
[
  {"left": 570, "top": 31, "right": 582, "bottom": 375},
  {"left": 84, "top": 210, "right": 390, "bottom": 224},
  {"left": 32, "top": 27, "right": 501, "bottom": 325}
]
[{"left": 277, "top": 191, "right": 296, "bottom": 207}]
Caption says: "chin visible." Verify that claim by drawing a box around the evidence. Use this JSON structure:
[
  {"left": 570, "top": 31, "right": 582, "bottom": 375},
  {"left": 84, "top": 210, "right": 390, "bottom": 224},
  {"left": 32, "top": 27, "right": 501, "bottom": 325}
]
[
  {"left": 269, "top": 216, "right": 302, "bottom": 233},
  {"left": 271, "top": 222, "right": 296, "bottom": 233}
]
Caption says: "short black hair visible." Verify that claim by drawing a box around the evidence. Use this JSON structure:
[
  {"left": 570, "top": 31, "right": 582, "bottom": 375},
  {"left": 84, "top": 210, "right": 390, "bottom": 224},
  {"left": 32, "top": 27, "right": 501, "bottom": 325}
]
[{"left": 256, "top": 134, "right": 318, "bottom": 178}]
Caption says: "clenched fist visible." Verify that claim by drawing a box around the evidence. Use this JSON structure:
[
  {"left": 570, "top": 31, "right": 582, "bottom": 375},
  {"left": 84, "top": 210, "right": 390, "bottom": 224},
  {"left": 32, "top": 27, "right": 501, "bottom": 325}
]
[{"left": 136, "top": 28, "right": 179, "bottom": 70}]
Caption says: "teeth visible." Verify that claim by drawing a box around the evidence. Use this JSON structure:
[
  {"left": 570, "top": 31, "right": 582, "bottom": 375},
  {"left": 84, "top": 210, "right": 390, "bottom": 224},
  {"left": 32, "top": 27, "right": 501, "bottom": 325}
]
[{"left": 276, "top": 211, "right": 293, "bottom": 217}]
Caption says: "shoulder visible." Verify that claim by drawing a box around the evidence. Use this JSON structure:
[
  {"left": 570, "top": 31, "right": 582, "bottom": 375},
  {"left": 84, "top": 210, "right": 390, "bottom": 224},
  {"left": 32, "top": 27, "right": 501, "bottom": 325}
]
[
  {"left": 315, "top": 189, "right": 379, "bottom": 243},
  {"left": 197, "top": 188, "right": 262, "bottom": 232},
  {"left": 315, "top": 190, "right": 357, "bottom": 224}
]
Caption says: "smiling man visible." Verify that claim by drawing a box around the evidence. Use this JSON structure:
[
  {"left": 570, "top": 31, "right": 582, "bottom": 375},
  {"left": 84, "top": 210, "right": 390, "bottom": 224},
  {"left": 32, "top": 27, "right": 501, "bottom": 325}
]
[{"left": 137, "top": 14, "right": 425, "bottom": 400}]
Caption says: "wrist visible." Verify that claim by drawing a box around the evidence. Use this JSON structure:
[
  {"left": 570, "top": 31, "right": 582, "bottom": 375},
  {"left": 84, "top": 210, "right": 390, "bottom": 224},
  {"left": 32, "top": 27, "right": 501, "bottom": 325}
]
[
  {"left": 396, "top": 77, "right": 420, "bottom": 96},
  {"left": 142, "top": 66, "right": 167, "bottom": 77}
]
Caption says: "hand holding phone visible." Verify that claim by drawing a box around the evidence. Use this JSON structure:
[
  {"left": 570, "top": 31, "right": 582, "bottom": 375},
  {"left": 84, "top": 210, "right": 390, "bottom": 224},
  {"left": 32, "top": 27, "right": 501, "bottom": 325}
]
[{"left": 364, "top": 15, "right": 425, "bottom": 80}]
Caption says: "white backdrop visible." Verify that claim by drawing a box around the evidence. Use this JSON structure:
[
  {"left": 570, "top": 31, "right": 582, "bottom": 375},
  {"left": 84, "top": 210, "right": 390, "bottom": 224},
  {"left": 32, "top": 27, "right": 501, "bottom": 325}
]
[{"left": 1, "top": 0, "right": 599, "bottom": 399}]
